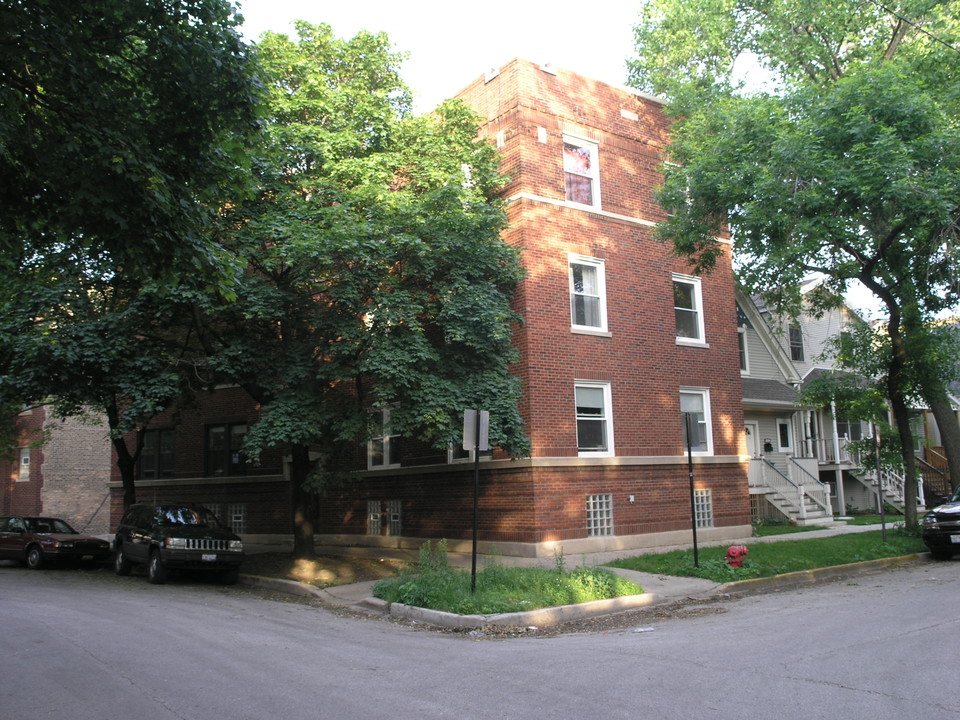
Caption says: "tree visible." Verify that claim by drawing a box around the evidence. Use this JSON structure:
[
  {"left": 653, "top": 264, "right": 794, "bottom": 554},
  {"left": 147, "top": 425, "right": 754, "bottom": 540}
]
[
  {"left": 1, "top": 1, "right": 261, "bottom": 506},
  {"left": 0, "top": 250, "right": 199, "bottom": 509},
  {"left": 629, "top": 0, "right": 960, "bottom": 525},
  {"left": 196, "top": 23, "right": 527, "bottom": 558},
  {"left": 0, "top": 0, "right": 260, "bottom": 278}
]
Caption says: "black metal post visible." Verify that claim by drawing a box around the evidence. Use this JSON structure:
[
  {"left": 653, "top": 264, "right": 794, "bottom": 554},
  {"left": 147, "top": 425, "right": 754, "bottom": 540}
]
[
  {"left": 685, "top": 412, "right": 700, "bottom": 568},
  {"left": 471, "top": 410, "right": 481, "bottom": 593},
  {"left": 876, "top": 431, "right": 886, "bottom": 543}
]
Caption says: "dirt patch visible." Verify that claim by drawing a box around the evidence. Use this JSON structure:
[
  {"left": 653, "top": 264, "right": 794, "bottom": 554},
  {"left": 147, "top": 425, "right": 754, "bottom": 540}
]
[{"left": 241, "top": 552, "right": 409, "bottom": 588}]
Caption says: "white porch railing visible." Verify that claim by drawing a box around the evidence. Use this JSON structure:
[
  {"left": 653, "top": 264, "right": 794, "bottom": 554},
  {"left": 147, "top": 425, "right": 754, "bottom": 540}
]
[
  {"left": 813, "top": 436, "right": 855, "bottom": 465},
  {"left": 751, "top": 458, "right": 832, "bottom": 520}
]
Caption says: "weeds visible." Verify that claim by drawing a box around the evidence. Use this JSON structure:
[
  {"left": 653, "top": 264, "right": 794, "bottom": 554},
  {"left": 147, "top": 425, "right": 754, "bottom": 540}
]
[{"left": 373, "top": 539, "right": 644, "bottom": 614}]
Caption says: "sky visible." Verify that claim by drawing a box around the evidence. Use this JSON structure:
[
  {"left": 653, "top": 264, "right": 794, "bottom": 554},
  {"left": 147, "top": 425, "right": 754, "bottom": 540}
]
[
  {"left": 235, "top": 0, "right": 642, "bottom": 113},
  {"left": 234, "top": 0, "right": 886, "bottom": 320}
]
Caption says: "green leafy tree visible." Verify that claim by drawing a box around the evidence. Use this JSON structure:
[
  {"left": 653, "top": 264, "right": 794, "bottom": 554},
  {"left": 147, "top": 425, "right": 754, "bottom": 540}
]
[
  {"left": 196, "top": 23, "right": 527, "bottom": 558},
  {"left": 0, "top": 252, "right": 200, "bottom": 508},
  {"left": 0, "top": 0, "right": 260, "bottom": 278},
  {"left": 630, "top": 0, "right": 960, "bottom": 525},
  {"left": 1, "top": 0, "right": 261, "bottom": 506}
]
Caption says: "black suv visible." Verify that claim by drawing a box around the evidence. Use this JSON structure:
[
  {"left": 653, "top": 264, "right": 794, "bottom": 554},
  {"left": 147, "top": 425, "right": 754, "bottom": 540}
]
[
  {"left": 922, "top": 485, "right": 960, "bottom": 560},
  {"left": 114, "top": 504, "right": 244, "bottom": 584}
]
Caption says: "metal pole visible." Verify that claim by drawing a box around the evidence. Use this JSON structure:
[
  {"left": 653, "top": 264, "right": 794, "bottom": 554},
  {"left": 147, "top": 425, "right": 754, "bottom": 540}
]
[
  {"left": 471, "top": 410, "right": 481, "bottom": 593},
  {"left": 685, "top": 412, "right": 700, "bottom": 568},
  {"left": 876, "top": 430, "right": 886, "bottom": 543}
]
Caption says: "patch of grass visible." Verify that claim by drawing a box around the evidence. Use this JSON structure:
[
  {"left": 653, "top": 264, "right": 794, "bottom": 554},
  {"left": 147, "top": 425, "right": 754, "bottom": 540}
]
[
  {"left": 840, "top": 514, "right": 902, "bottom": 526},
  {"left": 606, "top": 530, "right": 925, "bottom": 583},
  {"left": 753, "top": 521, "right": 827, "bottom": 536},
  {"left": 373, "top": 541, "right": 644, "bottom": 614}
]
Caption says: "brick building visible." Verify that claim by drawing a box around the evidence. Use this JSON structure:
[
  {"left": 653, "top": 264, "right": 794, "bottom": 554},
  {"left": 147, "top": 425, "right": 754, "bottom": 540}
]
[
  {"left": 93, "top": 59, "right": 751, "bottom": 556},
  {"left": 318, "top": 59, "right": 752, "bottom": 556},
  {"left": 1, "top": 406, "right": 113, "bottom": 535}
]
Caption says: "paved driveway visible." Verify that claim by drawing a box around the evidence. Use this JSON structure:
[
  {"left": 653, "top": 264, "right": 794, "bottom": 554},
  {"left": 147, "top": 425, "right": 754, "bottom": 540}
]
[{"left": 2, "top": 559, "right": 957, "bottom": 719}]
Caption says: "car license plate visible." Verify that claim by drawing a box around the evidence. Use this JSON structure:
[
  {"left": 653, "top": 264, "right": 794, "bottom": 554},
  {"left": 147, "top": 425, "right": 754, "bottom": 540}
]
[
  {"left": 951, "top": 535, "right": 960, "bottom": 544},
  {"left": 202, "top": 553, "right": 217, "bottom": 562}
]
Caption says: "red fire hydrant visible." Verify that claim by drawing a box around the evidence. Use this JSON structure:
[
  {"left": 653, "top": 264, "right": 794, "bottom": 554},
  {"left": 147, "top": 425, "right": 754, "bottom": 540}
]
[{"left": 725, "top": 545, "right": 749, "bottom": 568}]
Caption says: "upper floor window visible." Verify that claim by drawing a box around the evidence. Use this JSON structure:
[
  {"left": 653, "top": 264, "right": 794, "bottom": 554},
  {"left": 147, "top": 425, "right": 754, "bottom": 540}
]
[
  {"left": 138, "top": 428, "right": 175, "bottom": 480},
  {"left": 563, "top": 136, "right": 600, "bottom": 207},
  {"left": 673, "top": 274, "right": 705, "bottom": 344},
  {"left": 16, "top": 447, "right": 30, "bottom": 482},
  {"left": 205, "top": 423, "right": 247, "bottom": 477},
  {"left": 575, "top": 381, "right": 614, "bottom": 457},
  {"left": 569, "top": 254, "right": 607, "bottom": 332},
  {"left": 789, "top": 324, "right": 805, "bottom": 361},
  {"left": 680, "top": 388, "right": 713, "bottom": 455},
  {"left": 369, "top": 408, "right": 401, "bottom": 469},
  {"left": 738, "top": 328, "right": 749, "bottom": 373}
]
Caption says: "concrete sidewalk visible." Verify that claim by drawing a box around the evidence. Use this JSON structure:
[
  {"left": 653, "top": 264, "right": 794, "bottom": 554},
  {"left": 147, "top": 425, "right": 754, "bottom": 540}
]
[{"left": 241, "top": 521, "right": 918, "bottom": 628}]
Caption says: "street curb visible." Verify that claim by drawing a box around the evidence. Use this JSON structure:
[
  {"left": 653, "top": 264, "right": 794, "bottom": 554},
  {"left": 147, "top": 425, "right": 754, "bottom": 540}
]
[
  {"left": 362, "top": 592, "right": 662, "bottom": 629},
  {"left": 240, "top": 554, "right": 925, "bottom": 630},
  {"left": 715, "top": 554, "right": 922, "bottom": 596}
]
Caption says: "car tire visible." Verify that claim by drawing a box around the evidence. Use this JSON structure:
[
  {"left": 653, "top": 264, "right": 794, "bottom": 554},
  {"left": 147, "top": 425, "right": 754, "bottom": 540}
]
[
  {"left": 220, "top": 568, "right": 240, "bottom": 585},
  {"left": 147, "top": 550, "right": 167, "bottom": 585},
  {"left": 26, "top": 545, "right": 44, "bottom": 570},
  {"left": 929, "top": 549, "right": 954, "bottom": 561},
  {"left": 114, "top": 545, "right": 132, "bottom": 576}
]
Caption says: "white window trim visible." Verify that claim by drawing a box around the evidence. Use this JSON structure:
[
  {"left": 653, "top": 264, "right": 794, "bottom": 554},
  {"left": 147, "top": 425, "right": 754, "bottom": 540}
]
[
  {"left": 738, "top": 326, "right": 750, "bottom": 375},
  {"left": 568, "top": 254, "right": 608, "bottom": 333},
  {"left": 447, "top": 444, "right": 493, "bottom": 464},
  {"left": 16, "top": 447, "right": 30, "bottom": 482},
  {"left": 673, "top": 273, "right": 706, "bottom": 346},
  {"left": 575, "top": 380, "right": 615, "bottom": 458},
  {"left": 680, "top": 387, "right": 713, "bottom": 456},
  {"left": 789, "top": 324, "right": 805, "bottom": 362},
  {"left": 562, "top": 134, "right": 601, "bottom": 209},
  {"left": 367, "top": 407, "right": 401, "bottom": 470}
]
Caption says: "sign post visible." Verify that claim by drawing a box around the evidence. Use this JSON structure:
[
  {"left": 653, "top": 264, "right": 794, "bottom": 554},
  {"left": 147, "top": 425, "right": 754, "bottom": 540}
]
[
  {"left": 463, "top": 410, "right": 489, "bottom": 593},
  {"left": 684, "top": 412, "right": 700, "bottom": 568}
]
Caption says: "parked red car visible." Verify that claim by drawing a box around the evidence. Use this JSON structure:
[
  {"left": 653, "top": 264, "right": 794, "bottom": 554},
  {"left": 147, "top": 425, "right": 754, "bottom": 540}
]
[{"left": 0, "top": 516, "right": 111, "bottom": 568}]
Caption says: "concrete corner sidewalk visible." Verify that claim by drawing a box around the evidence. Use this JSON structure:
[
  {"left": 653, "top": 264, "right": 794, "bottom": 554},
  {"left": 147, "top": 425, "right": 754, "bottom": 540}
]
[{"left": 241, "top": 521, "right": 918, "bottom": 629}]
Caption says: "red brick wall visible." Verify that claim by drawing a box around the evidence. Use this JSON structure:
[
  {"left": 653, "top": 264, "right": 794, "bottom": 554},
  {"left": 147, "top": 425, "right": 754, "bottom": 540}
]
[{"left": 0, "top": 406, "right": 46, "bottom": 516}]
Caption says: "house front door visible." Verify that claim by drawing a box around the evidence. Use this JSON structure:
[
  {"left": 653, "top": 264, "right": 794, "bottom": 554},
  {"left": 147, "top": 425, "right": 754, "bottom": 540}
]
[{"left": 745, "top": 422, "right": 760, "bottom": 458}]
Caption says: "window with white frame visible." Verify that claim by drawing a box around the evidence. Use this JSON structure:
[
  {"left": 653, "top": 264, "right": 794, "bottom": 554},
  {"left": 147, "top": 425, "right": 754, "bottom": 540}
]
[
  {"left": 738, "top": 327, "right": 749, "bottom": 374},
  {"left": 673, "top": 274, "right": 705, "bottom": 343},
  {"left": 586, "top": 493, "right": 613, "bottom": 536},
  {"left": 563, "top": 136, "right": 600, "bottom": 207},
  {"left": 789, "top": 324, "right": 804, "bottom": 361},
  {"left": 680, "top": 388, "right": 713, "bottom": 455},
  {"left": 16, "top": 447, "right": 30, "bottom": 481},
  {"left": 575, "top": 382, "right": 614, "bottom": 456},
  {"left": 368, "top": 407, "right": 401, "bottom": 469},
  {"left": 777, "top": 418, "right": 793, "bottom": 453},
  {"left": 568, "top": 255, "right": 607, "bottom": 332},
  {"left": 694, "top": 489, "right": 714, "bottom": 528}
]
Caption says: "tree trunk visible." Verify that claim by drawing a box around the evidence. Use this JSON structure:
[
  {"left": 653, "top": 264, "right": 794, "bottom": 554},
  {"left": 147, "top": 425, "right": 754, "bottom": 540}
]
[
  {"left": 289, "top": 443, "right": 316, "bottom": 559},
  {"left": 886, "top": 319, "right": 918, "bottom": 526},
  {"left": 924, "top": 388, "right": 960, "bottom": 493},
  {"left": 106, "top": 398, "right": 139, "bottom": 510}
]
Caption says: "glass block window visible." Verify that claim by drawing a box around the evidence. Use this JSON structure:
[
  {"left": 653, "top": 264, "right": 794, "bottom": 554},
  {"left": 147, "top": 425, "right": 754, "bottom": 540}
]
[
  {"left": 694, "top": 489, "right": 714, "bottom": 529},
  {"left": 386, "top": 499, "right": 402, "bottom": 536},
  {"left": 367, "top": 500, "right": 382, "bottom": 535},
  {"left": 586, "top": 493, "right": 613, "bottom": 537},
  {"left": 227, "top": 503, "right": 247, "bottom": 534}
]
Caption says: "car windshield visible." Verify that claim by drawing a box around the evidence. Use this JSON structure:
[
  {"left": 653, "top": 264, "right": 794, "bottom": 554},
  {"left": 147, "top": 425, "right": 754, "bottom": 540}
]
[
  {"left": 24, "top": 518, "right": 76, "bottom": 534},
  {"left": 155, "top": 507, "right": 221, "bottom": 528}
]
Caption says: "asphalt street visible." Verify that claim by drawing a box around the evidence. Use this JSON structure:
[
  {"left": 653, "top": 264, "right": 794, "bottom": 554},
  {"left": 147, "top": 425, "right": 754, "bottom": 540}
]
[{"left": 1, "top": 559, "right": 958, "bottom": 720}]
